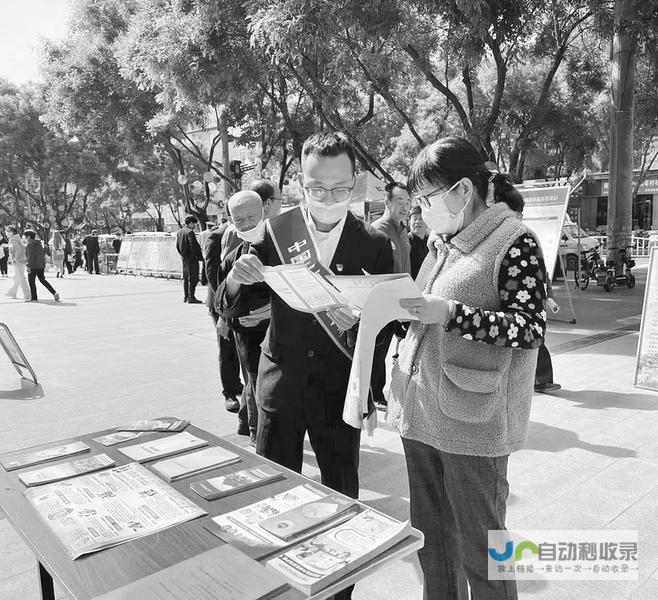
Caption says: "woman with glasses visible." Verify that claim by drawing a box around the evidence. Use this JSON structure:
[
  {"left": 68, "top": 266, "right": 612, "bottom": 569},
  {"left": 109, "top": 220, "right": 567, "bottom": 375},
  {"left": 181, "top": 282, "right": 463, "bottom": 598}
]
[{"left": 388, "top": 137, "right": 547, "bottom": 600}]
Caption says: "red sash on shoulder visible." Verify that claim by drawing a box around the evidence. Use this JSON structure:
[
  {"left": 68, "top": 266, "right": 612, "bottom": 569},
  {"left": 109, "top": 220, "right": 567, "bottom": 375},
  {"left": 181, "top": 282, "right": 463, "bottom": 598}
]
[{"left": 266, "top": 207, "right": 353, "bottom": 360}]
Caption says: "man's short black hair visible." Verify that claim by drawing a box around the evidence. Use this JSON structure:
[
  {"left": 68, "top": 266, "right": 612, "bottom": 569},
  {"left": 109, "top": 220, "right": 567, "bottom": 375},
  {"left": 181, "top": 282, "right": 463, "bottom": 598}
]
[
  {"left": 301, "top": 131, "right": 356, "bottom": 172},
  {"left": 250, "top": 179, "right": 278, "bottom": 204},
  {"left": 23, "top": 229, "right": 36, "bottom": 240},
  {"left": 384, "top": 181, "right": 407, "bottom": 201},
  {"left": 184, "top": 215, "right": 198, "bottom": 226},
  {"left": 409, "top": 204, "right": 422, "bottom": 217}
]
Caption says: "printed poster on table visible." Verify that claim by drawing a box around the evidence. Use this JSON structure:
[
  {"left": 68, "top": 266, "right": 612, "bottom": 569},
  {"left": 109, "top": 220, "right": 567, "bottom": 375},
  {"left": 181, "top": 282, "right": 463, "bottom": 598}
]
[
  {"left": 635, "top": 246, "right": 658, "bottom": 391},
  {"left": 517, "top": 186, "right": 570, "bottom": 281},
  {"left": 25, "top": 462, "right": 206, "bottom": 559}
]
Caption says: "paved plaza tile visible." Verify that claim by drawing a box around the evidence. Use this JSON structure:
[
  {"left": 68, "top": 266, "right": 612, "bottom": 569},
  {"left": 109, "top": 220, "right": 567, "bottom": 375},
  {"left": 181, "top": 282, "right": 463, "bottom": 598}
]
[{"left": 0, "top": 263, "right": 656, "bottom": 599}]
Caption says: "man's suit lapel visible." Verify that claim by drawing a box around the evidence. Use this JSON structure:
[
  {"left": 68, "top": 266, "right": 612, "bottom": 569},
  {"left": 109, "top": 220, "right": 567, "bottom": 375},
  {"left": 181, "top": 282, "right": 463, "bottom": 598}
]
[{"left": 330, "top": 212, "right": 363, "bottom": 275}]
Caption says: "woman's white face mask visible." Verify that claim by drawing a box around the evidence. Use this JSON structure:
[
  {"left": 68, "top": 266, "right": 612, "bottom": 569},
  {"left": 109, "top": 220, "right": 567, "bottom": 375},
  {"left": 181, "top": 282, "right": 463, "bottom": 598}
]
[{"left": 417, "top": 179, "right": 470, "bottom": 237}]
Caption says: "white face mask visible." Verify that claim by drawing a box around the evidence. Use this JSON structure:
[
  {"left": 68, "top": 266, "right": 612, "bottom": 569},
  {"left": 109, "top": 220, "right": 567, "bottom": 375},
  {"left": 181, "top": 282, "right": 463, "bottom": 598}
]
[
  {"left": 420, "top": 181, "right": 470, "bottom": 237},
  {"left": 236, "top": 221, "right": 264, "bottom": 244},
  {"left": 307, "top": 198, "right": 350, "bottom": 225}
]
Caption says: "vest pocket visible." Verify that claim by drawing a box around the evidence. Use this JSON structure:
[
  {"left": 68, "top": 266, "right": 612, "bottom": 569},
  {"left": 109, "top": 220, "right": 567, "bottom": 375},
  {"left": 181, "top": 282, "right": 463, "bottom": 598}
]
[{"left": 439, "top": 363, "right": 503, "bottom": 423}]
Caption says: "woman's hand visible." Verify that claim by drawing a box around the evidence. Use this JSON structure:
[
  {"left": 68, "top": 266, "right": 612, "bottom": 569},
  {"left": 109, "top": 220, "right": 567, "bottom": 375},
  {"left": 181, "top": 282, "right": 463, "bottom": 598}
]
[{"left": 400, "top": 295, "right": 453, "bottom": 325}]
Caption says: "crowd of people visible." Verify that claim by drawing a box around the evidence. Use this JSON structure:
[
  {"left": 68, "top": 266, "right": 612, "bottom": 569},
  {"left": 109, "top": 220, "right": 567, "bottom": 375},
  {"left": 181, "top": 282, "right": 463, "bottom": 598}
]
[
  {"left": 1, "top": 227, "right": 123, "bottom": 301},
  {"left": 176, "top": 131, "right": 556, "bottom": 600}
]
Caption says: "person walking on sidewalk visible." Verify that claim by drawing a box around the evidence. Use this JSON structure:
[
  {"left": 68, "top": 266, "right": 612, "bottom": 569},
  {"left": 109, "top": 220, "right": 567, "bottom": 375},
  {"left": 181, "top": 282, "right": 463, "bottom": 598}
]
[
  {"left": 5, "top": 226, "right": 30, "bottom": 300},
  {"left": 389, "top": 137, "right": 547, "bottom": 600},
  {"left": 0, "top": 232, "right": 8, "bottom": 278},
  {"left": 176, "top": 215, "right": 204, "bottom": 303},
  {"left": 24, "top": 230, "right": 60, "bottom": 303},
  {"left": 49, "top": 230, "right": 66, "bottom": 278},
  {"left": 83, "top": 230, "right": 101, "bottom": 274}
]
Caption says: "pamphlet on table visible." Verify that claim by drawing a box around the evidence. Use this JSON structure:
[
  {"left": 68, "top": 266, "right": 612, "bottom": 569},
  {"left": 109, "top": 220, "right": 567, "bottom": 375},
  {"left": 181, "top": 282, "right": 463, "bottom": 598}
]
[
  {"left": 266, "top": 509, "right": 411, "bottom": 594},
  {"left": 93, "top": 431, "right": 144, "bottom": 446},
  {"left": 116, "top": 417, "right": 189, "bottom": 432},
  {"left": 151, "top": 446, "right": 241, "bottom": 482},
  {"left": 1, "top": 440, "right": 90, "bottom": 471},
  {"left": 25, "top": 462, "right": 206, "bottom": 559},
  {"left": 19, "top": 454, "right": 115, "bottom": 486},
  {"left": 118, "top": 432, "right": 208, "bottom": 462},
  {"left": 190, "top": 465, "right": 284, "bottom": 500},
  {"left": 89, "top": 544, "right": 288, "bottom": 600}
]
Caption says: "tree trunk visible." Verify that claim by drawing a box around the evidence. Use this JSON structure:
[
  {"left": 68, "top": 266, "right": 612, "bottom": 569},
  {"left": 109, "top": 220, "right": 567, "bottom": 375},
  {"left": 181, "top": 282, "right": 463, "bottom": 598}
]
[
  {"left": 607, "top": 0, "right": 636, "bottom": 273},
  {"left": 220, "top": 108, "right": 231, "bottom": 207}
]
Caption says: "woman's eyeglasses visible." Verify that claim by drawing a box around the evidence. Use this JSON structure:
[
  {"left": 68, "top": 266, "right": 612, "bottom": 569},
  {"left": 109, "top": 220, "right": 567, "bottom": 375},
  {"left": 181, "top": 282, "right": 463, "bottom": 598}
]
[{"left": 412, "top": 180, "right": 460, "bottom": 209}]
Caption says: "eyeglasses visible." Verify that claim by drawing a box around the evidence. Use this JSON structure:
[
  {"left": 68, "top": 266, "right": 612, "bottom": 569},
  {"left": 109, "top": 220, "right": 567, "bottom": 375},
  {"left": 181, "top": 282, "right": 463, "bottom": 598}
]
[
  {"left": 412, "top": 180, "right": 461, "bottom": 209},
  {"left": 304, "top": 181, "right": 354, "bottom": 204}
]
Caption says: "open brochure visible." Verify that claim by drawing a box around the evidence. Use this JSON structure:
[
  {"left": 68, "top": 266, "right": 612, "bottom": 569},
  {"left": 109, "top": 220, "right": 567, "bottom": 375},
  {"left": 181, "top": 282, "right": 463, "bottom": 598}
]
[
  {"left": 209, "top": 484, "right": 360, "bottom": 560},
  {"left": 261, "top": 265, "right": 414, "bottom": 315},
  {"left": 151, "top": 446, "right": 241, "bottom": 482},
  {"left": 266, "top": 509, "right": 411, "bottom": 594},
  {"left": 118, "top": 432, "right": 208, "bottom": 463},
  {"left": 25, "top": 462, "right": 206, "bottom": 559},
  {"left": 1, "top": 441, "right": 90, "bottom": 471}
]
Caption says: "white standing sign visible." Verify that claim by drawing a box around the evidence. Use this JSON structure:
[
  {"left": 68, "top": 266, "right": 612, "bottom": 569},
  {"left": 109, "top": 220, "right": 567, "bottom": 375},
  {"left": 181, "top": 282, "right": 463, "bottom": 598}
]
[
  {"left": 517, "top": 186, "right": 571, "bottom": 281},
  {"left": 635, "top": 246, "right": 658, "bottom": 391}
]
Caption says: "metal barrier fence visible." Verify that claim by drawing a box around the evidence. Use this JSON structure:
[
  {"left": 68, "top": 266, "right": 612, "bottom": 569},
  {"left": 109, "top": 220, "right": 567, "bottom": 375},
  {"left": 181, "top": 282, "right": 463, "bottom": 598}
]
[{"left": 592, "top": 235, "right": 656, "bottom": 257}]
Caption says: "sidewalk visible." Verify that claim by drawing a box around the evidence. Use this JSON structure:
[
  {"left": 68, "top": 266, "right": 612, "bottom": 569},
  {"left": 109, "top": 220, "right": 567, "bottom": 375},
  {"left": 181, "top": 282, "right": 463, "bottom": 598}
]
[{"left": 0, "top": 263, "right": 656, "bottom": 600}]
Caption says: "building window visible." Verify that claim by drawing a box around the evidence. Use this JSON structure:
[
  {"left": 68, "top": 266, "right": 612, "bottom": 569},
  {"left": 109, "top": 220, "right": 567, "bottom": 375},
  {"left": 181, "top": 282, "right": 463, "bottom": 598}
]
[{"left": 596, "top": 197, "right": 608, "bottom": 228}]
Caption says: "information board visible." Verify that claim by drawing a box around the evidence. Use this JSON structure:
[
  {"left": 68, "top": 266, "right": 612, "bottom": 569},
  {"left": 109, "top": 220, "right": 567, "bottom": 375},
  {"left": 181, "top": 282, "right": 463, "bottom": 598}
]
[
  {"left": 146, "top": 236, "right": 165, "bottom": 273},
  {"left": 518, "top": 186, "right": 570, "bottom": 281},
  {"left": 126, "top": 236, "right": 145, "bottom": 272},
  {"left": 635, "top": 246, "right": 658, "bottom": 391},
  {"left": 0, "top": 323, "right": 38, "bottom": 383},
  {"left": 116, "top": 237, "right": 132, "bottom": 272},
  {"left": 157, "top": 236, "right": 177, "bottom": 276},
  {"left": 137, "top": 237, "right": 156, "bottom": 274}
]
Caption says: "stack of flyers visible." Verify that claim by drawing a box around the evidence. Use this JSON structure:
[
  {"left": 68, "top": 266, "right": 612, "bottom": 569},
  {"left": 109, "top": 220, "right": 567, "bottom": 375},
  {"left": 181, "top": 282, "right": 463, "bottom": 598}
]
[
  {"left": 151, "top": 446, "right": 241, "bottom": 482},
  {"left": 116, "top": 417, "right": 189, "bottom": 432},
  {"left": 118, "top": 432, "right": 208, "bottom": 463},
  {"left": 1, "top": 441, "right": 90, "bottom": 471},
  {"left": 18, "top": 454, "right": 116, "bottom": 486}
]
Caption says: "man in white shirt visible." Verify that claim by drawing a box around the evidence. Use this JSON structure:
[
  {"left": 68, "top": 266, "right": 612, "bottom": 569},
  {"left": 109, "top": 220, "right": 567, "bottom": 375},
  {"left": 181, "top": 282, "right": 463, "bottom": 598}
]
[{"left": 223, "top": 132, "right": 393, "bottom": 506}]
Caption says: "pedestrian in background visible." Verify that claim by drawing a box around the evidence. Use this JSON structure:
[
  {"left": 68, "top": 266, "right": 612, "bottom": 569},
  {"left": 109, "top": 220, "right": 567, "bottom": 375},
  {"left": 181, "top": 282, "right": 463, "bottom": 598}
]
[
  {"left": 0, "top": 231, "right": 8, "bottom": 278},
  {"left": 49, "top": 230, "right": 66, "bottom": 278},
  {"left": 176, "top": 215, "right": 203, "bottom": 303},
  {"left": 72, "top": 236, "right": 83, "bottom": 272},
  {"left": 24, "top": 229, "right": 60, "bottom": 303},
  {"left": 112, "top": 232, "right": 122, "bottom": 254},
  {"left": 408, "top": 205, "right": 429, "bottom": 280},
  {"left": 62, "top": 231, "right": 73, "bottom": 274},
  {"left": 5, "top": 225, "right": 30, "bottom": 300},
  {"left": 83, "top": 230, "right": 100, "bottom": 274}
]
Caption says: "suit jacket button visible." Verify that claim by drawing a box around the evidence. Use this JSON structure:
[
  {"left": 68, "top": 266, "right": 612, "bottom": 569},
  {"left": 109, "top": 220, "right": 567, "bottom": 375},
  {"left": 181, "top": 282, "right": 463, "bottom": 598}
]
[
  {"left": 411, "top": 363, "right": 418, "bottom": 373},
  {"left": 307, "top": 350, "right": 315, "bottom": 358},
  {"left": 311, "top": 318, "right": 317, "bottom": 326}
]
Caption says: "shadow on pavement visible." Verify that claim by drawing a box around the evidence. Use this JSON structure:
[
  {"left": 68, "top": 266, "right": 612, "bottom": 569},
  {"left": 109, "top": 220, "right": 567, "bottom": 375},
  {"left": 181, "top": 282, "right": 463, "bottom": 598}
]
[
  {"left": 524, "top": 422, "right": 636, "bottom": 458},
  {"left": 0, "top": 379, "right": 44, "bottom": 400},
  {"left": 552, "top": 389, "right": 658, "bottom": 411}
]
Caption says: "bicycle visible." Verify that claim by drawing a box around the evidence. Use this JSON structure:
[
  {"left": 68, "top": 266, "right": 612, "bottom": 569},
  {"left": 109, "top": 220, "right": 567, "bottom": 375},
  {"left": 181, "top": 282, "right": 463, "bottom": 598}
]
[{"left": 574, "top": 243, "right": 616, "bottom": 291}]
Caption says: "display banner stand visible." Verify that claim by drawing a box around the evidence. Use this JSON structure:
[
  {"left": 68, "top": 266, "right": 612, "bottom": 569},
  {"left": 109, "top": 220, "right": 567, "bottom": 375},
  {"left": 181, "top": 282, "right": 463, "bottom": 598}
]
[
  {"left": 635, "top": 246, "right": 658, "bottom": 391},
  {"left": 0, "top": 323, "right": 38, "bottom": 383}
]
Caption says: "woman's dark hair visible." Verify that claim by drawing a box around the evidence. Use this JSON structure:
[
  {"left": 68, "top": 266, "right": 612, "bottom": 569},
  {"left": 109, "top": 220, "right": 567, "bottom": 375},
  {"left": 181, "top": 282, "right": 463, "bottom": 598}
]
[
  {"left": 301, "top": 131, "right": 356, "bottom": 172},
  {"left": 408, "top": 136, "right": 522, "bottom": 212},
  {"left": 491, "top": 173, "right": 525, "bottom": 213},
  {"left": 23, "top": 229, "right": 36, "bottom": 240}
]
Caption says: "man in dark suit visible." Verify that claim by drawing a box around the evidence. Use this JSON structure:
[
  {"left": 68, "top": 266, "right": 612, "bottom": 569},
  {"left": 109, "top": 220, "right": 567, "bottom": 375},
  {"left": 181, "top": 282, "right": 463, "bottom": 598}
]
[
  {"left": 204, "top": 217, "right": 243, "bottom": 415},
  {"left": 82, "top": 229, "right": 100, "bottom": 274},
  {"left": 223, "top": 132, "right": 394, "bottom": 502},
  {"left": 176, "top": 215, "right": 203, "bottom": 304}
]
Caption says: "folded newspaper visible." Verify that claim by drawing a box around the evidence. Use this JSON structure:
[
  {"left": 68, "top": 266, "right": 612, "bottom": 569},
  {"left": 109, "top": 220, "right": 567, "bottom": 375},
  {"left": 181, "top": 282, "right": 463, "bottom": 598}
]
[{"left": 25, "top": 462, "right": 206, "bottom": 559}]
